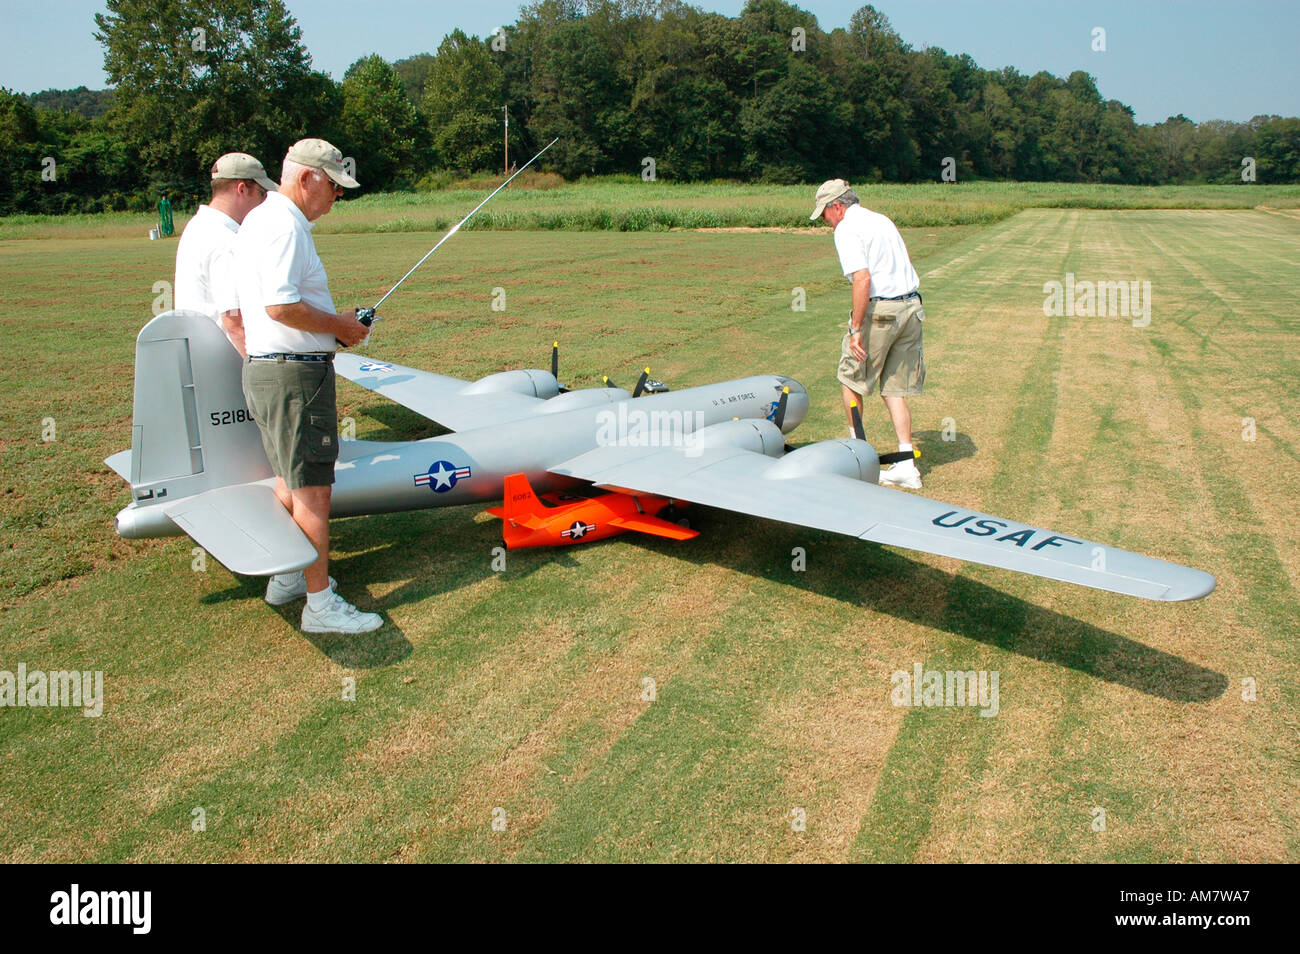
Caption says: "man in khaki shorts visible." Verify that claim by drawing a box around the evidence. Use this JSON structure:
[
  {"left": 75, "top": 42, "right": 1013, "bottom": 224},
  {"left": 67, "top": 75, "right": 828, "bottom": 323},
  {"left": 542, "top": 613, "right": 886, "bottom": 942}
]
[
  {"left": 812, "top": 179, "right": 926, "bottom": 489},
  {"left": 236, "top": 138, "right": 382, "bottom": 634}
]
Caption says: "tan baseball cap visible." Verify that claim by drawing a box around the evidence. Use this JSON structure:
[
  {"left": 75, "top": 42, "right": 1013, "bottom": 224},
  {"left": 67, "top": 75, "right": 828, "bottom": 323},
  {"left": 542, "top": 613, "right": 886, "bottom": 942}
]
[
  {"left": 211, "top": 153, "right": 278, "bottom": 191},
  {"left": 285, "top": 138, "right": 360, "bottom": 188},
  {"left": 810, "top": 178, "right": 850, "bottom": 220}
]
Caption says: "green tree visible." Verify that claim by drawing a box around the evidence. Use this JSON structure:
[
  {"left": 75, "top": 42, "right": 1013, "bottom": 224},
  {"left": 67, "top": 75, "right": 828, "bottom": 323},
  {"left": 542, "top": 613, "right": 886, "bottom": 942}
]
[
  {"left": 1254, "top": 116, "right": 1300, "bottom": 182},
  {"left": 424, "top": 30, "right": 506, "bottom": 173},
  {"left": 0, "top": 89, "right": 46, "bottom": 214},
  {"left": 527, "top": 16, "right": 635, "bottom": 177},
  {"left": 95, "top": 0, "right": 339, "bottom": 201},
  {"left": 340, "top": 55, "right": 425, "bottom": 190},
  {"left": 392, "top": 53, "right": 436, "bottom": 110}
]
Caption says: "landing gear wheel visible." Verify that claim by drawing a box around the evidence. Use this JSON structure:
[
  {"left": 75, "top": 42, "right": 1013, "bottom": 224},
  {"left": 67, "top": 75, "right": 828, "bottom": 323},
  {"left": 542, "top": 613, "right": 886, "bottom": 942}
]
[{"left": 660, "top": 505, "right": 693, "bottom": 531}]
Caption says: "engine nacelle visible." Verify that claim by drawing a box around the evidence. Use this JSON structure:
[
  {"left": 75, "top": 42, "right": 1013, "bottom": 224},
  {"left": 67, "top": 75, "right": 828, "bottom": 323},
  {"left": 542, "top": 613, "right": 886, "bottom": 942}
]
[
  {"left": 460, "top": 369, "right": 560, "bottom": 399},
  {"left": 764, "top": 439, "right": 880, "bottom": 483},
  {"left": 535, "top": 387, "right": 633, "bottom": 414},
  {"left": 691, "top": 419, "right": 786, "bottom": 458}
]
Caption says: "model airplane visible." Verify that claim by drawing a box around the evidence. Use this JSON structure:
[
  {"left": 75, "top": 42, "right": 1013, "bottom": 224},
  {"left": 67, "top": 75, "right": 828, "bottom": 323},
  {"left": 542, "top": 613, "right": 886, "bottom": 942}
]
[
  {"left": 107, "top": 311, "right": 1215, "bottom": 602},
  {"left": 486, "top": 473, "right": 698, "bottom": 548}
]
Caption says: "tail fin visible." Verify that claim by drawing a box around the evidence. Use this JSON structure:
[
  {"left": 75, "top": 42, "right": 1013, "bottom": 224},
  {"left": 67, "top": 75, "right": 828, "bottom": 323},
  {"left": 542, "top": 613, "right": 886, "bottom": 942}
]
[
  {"left": 122, "top": 310, "right": 271, "bottom": 505},
  {"left": 489, "top": 473, "right": 548, "bottom": 528},
  {"left": 481, "top": 473, "right": 550, "bottom": 548}
]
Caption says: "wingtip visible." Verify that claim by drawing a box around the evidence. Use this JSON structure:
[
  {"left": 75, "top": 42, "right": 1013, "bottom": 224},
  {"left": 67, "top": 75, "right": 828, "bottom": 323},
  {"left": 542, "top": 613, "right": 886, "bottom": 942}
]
[{"left": 1162, "top": 570, "right": 1217, "bottom": 601}]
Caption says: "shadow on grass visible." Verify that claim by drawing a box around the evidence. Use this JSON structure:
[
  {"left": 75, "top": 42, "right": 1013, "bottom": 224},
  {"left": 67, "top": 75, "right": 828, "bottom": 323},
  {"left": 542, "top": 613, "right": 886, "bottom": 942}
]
[
  {"left": 635, "top": 514, "right": 1227, "bottom": 704},
  {"left": 910, "top": 429, "right": 977, "bottom": 473},
  {"left": 355, "top": 401, "right": 448, "bottom": 442},
  {"left": 200, "top": 475, "right": 1224, "bottom": 702},
  {"left": 201, "top": 506, "right": 561, "bottom": 668},
  {"left": 200, "top": 573, "right": 415, "bottom": 668}
]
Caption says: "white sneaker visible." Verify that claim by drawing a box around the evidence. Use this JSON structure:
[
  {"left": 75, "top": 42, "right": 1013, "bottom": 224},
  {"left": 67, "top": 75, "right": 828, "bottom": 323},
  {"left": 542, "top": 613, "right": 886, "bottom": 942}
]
[
  {"left": 301, "top": 592, "right": 383, "bottom": 634},
  {"left": 879, "top": 460, "right": 922, "bottom": 489},
  {"left": 265, "top": 573, "right": 336, "bottom": 606}
]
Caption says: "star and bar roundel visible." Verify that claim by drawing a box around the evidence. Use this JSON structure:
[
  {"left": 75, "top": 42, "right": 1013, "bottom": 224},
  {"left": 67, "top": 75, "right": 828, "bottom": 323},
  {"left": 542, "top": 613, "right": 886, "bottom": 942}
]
[{"left": 414, "top": 460, "right": 472, "bottom": 493}]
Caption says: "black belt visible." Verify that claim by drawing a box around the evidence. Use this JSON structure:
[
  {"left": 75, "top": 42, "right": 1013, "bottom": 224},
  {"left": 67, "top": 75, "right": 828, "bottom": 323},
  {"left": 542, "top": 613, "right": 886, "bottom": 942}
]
[
  {"left": 248, "top": 353, "right": 334, "bottom": 363},
  {"left": 871, "top": 291, "right": 921, "bottom": 302}
]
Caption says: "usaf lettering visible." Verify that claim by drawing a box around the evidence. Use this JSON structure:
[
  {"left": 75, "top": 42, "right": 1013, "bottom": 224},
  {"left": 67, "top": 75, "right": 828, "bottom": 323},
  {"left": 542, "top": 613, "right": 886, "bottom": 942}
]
[{"left": 932, "top": 511, "right": 1084, "bottom": 551}]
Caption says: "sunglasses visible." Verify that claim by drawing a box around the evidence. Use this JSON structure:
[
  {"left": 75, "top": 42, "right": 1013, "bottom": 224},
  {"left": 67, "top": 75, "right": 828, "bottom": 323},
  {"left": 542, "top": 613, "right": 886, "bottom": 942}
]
[{"left": 313, "top": 170, "right": 344, "bottom": 197}]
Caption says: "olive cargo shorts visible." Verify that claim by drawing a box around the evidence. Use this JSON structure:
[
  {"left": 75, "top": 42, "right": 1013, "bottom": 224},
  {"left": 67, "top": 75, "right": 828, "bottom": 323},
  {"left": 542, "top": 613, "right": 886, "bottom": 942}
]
[{"left": 242, "top": 357, "right": 339, "bottom": 489}]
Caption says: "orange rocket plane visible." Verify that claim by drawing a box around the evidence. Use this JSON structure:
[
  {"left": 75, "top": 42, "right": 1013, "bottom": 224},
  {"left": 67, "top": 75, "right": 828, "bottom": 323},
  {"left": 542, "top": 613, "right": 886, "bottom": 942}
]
[{"left": 486, "top": 473, "right": 698, "bottom": 549}]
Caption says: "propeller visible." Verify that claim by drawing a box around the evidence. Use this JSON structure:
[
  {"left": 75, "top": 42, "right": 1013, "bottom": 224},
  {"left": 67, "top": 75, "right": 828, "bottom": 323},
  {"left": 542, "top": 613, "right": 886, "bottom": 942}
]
[
  {"left": 851, "top": 398, "right": 921, "bottom": 463},
  {"left": 878, "top": 447, "right": 922, "bottom": 464},
  {"left": 551, "top": 341, "right": 568, "bottom": 392},
  {"left": 773, "top": 386, "right": 789, "bottom": 430},
  {"left": 553, "top": 350, "right": 667, "bottom": 395},
  {"left": 849, "top": 400, "right": 866, "bottom": 441}
]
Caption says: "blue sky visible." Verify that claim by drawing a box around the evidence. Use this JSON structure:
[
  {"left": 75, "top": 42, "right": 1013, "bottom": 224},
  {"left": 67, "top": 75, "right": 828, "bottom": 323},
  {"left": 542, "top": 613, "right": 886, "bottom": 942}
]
[{"left": 3, "top": 0, "right": 1296, "bottom": 124}]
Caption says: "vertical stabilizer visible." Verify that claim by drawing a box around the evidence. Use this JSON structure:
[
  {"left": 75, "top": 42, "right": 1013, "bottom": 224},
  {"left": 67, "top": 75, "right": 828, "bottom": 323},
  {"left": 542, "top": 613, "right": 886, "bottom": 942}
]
[
  {"left": 501, "top": 473, "right": 547, "bottom": 521},
  {"left": 122, "top": 310, "right": 271, "bottom": 511}
]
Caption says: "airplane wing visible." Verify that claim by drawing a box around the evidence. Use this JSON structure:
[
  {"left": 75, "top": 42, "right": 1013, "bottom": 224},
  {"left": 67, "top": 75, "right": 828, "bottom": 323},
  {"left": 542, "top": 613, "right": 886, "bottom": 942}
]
[
  {"left": 334, "top": 353, "right": 547, "bottom": 432},
  {"left": 163, "top": 483, "right": 318, "bottom": 576},
  {"left": 550, "top": 444, "right": 1215, "bottom": 602}
]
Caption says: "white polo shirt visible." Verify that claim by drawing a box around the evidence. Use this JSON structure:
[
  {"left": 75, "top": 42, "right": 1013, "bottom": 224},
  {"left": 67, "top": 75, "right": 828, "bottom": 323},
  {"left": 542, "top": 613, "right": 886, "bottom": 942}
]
[
  {"left": 174, "top": 204, "right": 240, "bottom": 327},
  {"left": 235, "top": 191, "right": 337, "bottom": 355},
  {"left": 832, "top": 203, "right": 920, "bottom": 299}
]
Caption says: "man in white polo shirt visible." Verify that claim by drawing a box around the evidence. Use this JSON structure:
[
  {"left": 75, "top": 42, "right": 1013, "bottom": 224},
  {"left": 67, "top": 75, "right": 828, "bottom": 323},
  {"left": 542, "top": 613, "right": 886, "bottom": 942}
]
[
  {"left": 811, "top": 179, "right": 926, "bottom": 489},
  {"left": 173, "top": 152, "right": 277, "bottom": 356},
  {"left": 236, "top": 138, "right": 381, "bottom": 635}
]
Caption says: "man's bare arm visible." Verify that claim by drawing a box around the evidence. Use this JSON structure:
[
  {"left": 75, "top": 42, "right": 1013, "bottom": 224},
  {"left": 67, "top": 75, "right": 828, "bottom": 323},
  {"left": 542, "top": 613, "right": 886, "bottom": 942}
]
[
  {"left": 849, "top": 269, "right": 872, "bottom": 329},
  {"left": 265, "top": 301, "right": 369, "bottom": 347},
  {"left": 220, "top": 309, "right": 247, "bottom": 358},
  {"left": 847, "top": 269, "right": 872, "bottom": 361}
]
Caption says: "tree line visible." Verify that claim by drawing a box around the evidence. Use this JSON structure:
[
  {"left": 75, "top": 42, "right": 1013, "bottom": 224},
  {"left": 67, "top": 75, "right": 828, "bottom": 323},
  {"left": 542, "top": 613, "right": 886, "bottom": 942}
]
[{"left": 2, "top": 0, "right": 1297, "bottom": 215}]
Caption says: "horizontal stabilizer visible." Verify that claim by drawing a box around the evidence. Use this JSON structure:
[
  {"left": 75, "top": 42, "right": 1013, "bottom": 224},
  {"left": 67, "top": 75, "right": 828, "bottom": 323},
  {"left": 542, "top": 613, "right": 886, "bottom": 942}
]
[
  {"left": 163, "top": 483, "right": 317, "bottom": 576},
  {"left": 608, "top": 513, "right": 699, "bottom": 541},
  {"left": 104, "top": 450, "right": 132, "bottom": 483}
]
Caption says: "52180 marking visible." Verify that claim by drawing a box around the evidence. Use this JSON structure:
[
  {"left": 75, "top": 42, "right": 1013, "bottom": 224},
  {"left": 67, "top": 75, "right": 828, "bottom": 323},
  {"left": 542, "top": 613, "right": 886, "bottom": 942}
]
[{"left": 209, "top": 408, "right": 253, "bottom": 426}]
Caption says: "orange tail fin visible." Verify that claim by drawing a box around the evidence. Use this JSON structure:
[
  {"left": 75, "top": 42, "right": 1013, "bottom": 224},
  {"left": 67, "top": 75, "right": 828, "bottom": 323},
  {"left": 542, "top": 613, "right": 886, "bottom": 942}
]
[{"left": 503, "top": 473, "right": 545, "bottom": 516}]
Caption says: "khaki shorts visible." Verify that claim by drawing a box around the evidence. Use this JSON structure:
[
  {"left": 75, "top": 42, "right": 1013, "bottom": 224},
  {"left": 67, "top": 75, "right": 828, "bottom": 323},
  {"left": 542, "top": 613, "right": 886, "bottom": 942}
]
[
  {"left": 837, "top": 296, "right": 926, "bottom": 398},
  {"left": 242, "top": 357, "right": 339, "bottom": 489}
]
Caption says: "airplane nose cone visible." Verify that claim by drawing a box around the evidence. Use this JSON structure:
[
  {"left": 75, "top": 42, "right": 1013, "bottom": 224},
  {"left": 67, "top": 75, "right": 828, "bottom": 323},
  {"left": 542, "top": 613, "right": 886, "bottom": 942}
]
[{"left": 777, "top": 377, "right": 810, "bottom": 433}]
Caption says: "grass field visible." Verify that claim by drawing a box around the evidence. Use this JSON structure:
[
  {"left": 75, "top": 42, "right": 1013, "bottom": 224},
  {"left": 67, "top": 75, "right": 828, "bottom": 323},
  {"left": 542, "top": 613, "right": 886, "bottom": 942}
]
[{"left": 1, "top": 195, "right": 1297, "bottom": 861}]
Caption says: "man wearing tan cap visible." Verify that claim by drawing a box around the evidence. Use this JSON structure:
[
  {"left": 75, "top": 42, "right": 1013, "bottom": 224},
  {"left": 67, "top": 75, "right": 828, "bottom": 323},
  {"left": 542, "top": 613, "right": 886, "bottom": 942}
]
[
  {"left": 811, "top": 179, "right": 925, "bottom": 489},
  {"left": 174, "top": 152, "right": 277, "bottom": 356},
  {"left": 235, "top": 138, "right": 382, "bottom": 634}
]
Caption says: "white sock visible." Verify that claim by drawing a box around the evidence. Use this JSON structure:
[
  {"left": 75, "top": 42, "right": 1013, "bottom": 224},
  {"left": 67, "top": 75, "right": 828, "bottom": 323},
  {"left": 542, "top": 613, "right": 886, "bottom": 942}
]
[
  {"left": 899, "top": 442, "right": 913, "bottom": 453},
  {"left": 306, "top": 587, "right": 334, "bottom": 612},
  {"left": 274, "top": 571, "right": 303, "bottom": 586}
]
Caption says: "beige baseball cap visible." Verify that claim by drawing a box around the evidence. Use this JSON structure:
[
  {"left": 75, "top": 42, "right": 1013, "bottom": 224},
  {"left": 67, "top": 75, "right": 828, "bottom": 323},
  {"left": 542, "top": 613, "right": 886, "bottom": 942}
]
[
  {"left": 210, "top": 152, "right": 278, "bottom": 191},
  {"left": 285, "top": 138, "right": 360, "bottom": 188},
  {"left": 810, "top": 178, "right": 851, "bottom": 220}
]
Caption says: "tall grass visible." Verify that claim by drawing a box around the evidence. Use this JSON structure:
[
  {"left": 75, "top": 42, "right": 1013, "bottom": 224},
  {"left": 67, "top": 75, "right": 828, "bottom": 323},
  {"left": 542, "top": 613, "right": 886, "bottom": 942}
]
[{"left": 3, "top": 179, "right": 1298, "bottom": 240}]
